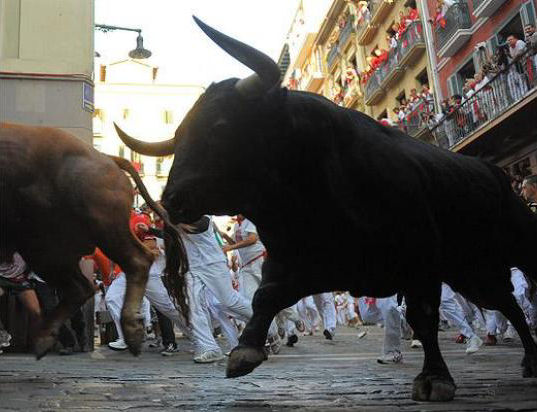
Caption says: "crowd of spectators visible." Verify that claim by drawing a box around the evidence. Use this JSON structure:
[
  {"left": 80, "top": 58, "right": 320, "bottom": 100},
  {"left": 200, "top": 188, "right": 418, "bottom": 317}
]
[
  {"left": 431, "top": 25, "right": 537, "bottom": 147},
  {"left": 360, "top": 5, "right": 420, "bottom": 85}
]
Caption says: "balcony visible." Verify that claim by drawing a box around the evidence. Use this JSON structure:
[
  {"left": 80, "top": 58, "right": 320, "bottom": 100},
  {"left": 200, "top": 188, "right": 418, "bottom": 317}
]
[
  {"left": 363, "top": 22, "right": 426, "bottom": 106},
  {"left": 305, "top": 71, "right": 327, "bottom": 92},
  {"left": 356, "top": 1, "right": 379, "bottom": 45},
  {"left": 364, "top": 71, "right": 384, "bottom": 105},
  {"left": 430, "top": 50, "right": 537, "bottom": 151},
  {"left": 435, "top": 1, "right": 472, "bottom": 58},
  {"left": 397, "top": 99, "right": 434, "bottom": 139},
  {"left": 397, "top": 22, "right": 426, "bottom": 69},
  {"left": 342, "top": 78, "right": 363, "bottom": 107},
  {"left": 472, "top": 0, "right": 506, "bottom": 18},
  {"left": 326, "top": 45, "right": 340, "bottom": 71},
  {"left": 370, "top": 0, "right": 395, "bottom": 26},
  {"left": 339, "top": 18, "right": 355, "bottom": 51}
]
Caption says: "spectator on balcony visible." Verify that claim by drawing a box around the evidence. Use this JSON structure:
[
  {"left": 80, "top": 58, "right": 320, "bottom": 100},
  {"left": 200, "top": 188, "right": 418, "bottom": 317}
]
[
  {"left": 430, "top": 0, "right": 454, "bottom": 29},
  {"left": 407, "top": 6, "right": 419, "bottom": 21},
  {"left": 421, "top": 84, "right": 435, "bottom": 112},
  {"left": 398, "top": 11, "right": 411, "bottom": 35},
  {"left": 408, "top": 88, "right": 420, "bottom": 109},
  {"left": 392, "top": 107, "right": 401, "bottom": 125},
  {"left": 521, "top": 175, "right": 537, "bottom": 213},
  {"left": 374, "top": 47, "right": 389, "bottom": 65},
  {"left": 505, "top": 35, "right": 529, "bottom": 101},
  {"left": 387, "top": 34, "right": 397, "bottom": 50},
  {"left": 524, "top": 24, "right": 537, "bottom": 85},
  {"left": 356, "top": 1, "right": 371, "bottom": 25},
  {"left": 507, "top": 34, "right": 527, "bottom": 60},
  {"left": 392, "top": 23, "right": 402, "bottom": 40}
]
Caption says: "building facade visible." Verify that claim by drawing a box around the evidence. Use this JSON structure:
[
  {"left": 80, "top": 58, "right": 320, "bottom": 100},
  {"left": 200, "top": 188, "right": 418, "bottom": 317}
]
[
  {"left": 426, "top": 0, "right": 537, "bottom": 178},
  {"left": 356, "top": 0, "right": 434, "bottom": 140},
  {"left": 0, "top": 0, "right": 95, "bottom": 143},
  {"left": 282, "top": 0, "right": 365, "bottom": 112},
  {"left": 282, "top": 0, "right": 537, "bottom": 180},
  {"left": 93, "top": 58, "right": 204, "bottom": 201}
]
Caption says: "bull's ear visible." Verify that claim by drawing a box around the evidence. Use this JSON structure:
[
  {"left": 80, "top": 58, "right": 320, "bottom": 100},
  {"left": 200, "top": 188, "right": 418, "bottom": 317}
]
[{"left": 193, "top": 16, "right": 281, "bottom": 97}]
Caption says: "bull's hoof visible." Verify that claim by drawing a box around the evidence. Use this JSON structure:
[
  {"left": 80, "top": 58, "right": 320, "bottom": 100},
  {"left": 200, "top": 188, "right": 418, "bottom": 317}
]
[
  {"left": 34, "top": 335, "right": 56, "bottom": 360},
  {"left": 226, "top": 345, "right": 266, "bottom": 378},
  {"left": 412, "top": 373, "right": 456, "bottom": 402},
  {"left": 522, "top": 354, "right": 537, "bottom": 378},
  {"left": 121, "top": 316, "right": 144, "bottom": 356}
]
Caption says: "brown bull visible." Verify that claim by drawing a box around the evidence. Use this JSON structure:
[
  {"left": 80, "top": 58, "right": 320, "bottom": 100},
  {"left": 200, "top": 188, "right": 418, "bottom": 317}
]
[{"left": 0, "top": 122, "right": 189, "bottom": 357}]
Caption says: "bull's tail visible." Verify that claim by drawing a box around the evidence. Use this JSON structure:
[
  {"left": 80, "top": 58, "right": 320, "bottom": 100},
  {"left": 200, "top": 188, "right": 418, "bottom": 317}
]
[{"left": 108, "top": 155, "right": 190, "bottom": 325}]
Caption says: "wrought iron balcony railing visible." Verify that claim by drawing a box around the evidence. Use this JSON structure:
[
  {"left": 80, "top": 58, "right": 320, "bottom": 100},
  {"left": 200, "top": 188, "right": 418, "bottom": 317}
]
[
  {"left": 435, "top": 1, "right": 472, "bottom": 52},
  {"left": 429, "top": 50, "right": 537, "bottom": 149}
]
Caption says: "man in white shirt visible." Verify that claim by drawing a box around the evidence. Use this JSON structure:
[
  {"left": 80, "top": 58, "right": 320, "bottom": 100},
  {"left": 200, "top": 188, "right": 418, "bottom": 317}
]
[
  {"left": 507, "top": 34, "right": 527, "bottom": 60},
  {"left": 222, "top": 215, "right": 281, "bottom": 353}
]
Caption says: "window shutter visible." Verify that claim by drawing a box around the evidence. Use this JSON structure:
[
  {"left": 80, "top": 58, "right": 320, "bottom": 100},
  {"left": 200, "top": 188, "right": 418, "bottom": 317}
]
[
  {"left": 521, "top": 0, "right": 536, "bottom": 26},
  {"left": 447, "top": 74, "right": 458, "bottom": 97},
  {"left": 472, "top": 51, "right": 481, "bottom": 73},
  {"left": 488, "top": 36, "right": 499, "bottom": 53}
]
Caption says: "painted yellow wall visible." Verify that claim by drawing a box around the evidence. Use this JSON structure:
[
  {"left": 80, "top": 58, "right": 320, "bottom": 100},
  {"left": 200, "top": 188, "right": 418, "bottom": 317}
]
[
  {"left": 358, "top": 0, "right": 431, "bottom": 120},
  {"left": 0, "top": 0, "right": 94, "bottom": 75}
]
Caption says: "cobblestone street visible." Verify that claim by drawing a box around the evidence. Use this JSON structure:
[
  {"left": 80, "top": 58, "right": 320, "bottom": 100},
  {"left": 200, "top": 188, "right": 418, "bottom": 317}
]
[{"left": 1, "top": 326, "right": 537, "bottom": 411}]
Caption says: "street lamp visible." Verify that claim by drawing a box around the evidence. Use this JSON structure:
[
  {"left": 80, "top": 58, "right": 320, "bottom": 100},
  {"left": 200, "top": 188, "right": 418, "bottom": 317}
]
[{"left": 95, "top": 24, "right": 152, "bottom": 59}]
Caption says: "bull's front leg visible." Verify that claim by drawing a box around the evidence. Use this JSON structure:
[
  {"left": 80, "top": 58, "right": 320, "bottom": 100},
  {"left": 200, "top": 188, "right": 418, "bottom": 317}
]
[
  {"left": 227, "top": 260, "right": 302, "bottom": 378},
  {"left": 405, "top": 282, "right": 456, "bottom": 402}
]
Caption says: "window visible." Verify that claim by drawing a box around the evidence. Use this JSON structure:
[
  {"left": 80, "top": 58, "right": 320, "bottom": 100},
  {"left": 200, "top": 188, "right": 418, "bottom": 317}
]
[
  {"left": 93, "top": 108, "right": 105, "bottom": 121},
  {"left": 449, "top": 58, "right": 475, "bottom": 97},
  {"left": 156, "top": 157, "right": 164, "bottom": 175},
  {"left": 416, "top": 68, "right": 429, "bottom": 86},
  {"left": 497, "top": 13, "right": 525, "bottom": 45},
  {"left": 163, "top": 110, "right": 173, "bottom": 124},
  {"left": 376, "top": 109, "right": 388, "bottom": 121},
  {"left": 396, "top": 91, "right": 407, "bottom": 105}
]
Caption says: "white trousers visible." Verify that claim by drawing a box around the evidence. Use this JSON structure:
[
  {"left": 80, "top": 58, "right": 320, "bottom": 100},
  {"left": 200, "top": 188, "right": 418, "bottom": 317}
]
[
  {"left": 188, "top": 261, "right": 253, "bottom": 355},
  {"left": 276, "top": 304, "right": 302, "bottom": 336},
  {"left": 360, "top": 295, "right": 401, "bottom": 355},
  {"left": 205, "top": 288, "right": 239, "bottom": 351},
  {"left": 440, "top": 284, "right": 475, "bottom": 338},
  {"left": 297, "top": 296, "right": 320, "bottom": 333},
  {"left": 312, "top": 293, "right": 337, "bottom": 334},
  {"left": 105, "top": 273, "right": 187, "bottom": 342},
  {"left": 238, "top": 259, "right": 278, "bottom": 338}
]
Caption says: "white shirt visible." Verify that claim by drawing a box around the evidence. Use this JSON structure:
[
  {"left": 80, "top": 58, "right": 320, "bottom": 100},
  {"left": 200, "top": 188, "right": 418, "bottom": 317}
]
[
  {"left": 0, "top": 252, "right": 27, "bottom": 281},
  {"left": 509, "top": 39, "right": 527, "bottom": 60},
  {"left": 232, "top": 218, "right": 266, "bottom": 266},
  {"left": 182, "top": 216, "right": 227, "bottom": 268}
]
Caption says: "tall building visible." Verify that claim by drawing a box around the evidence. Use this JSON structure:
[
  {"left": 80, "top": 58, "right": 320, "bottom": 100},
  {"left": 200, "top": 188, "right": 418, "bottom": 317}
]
[
  {"left": 426, "top": 0, "right": 537, "bottom": 177},
  {"left": 281, "top": 0, "right": 435, "bottom": 140},
  {"left": 0, "top": 0, "right": 95, "bottom": 143},
  {"left": 282, "top": 0, "right": 365, "bottom": 111},
  {"left": 356, "top": 0, "right": 434, "bottom": 140},
  {"left": 93, "top": 58, "right": 204, "bottom": 200}
]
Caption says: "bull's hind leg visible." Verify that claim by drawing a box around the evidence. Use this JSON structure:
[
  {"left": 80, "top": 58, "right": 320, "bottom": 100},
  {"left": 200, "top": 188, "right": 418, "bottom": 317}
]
[
  {"left": 460, "top": 275, "right": 537, "bottom": 378},
  {"left": 34, "top": 264, "right": 94, "bottom": 359},
  {"left": 100, "top": 234, "right": 153, "bottom": 356},
  {"left": 405, "top": 282, "right": 456, "bottom": 402},
  {"left": 227, "top": 258, "right": 302, "bottom": 378}
]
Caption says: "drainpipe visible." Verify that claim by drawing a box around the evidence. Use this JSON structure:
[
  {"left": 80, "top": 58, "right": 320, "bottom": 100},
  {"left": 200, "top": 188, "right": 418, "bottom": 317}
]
[{"left": 418, "top": 0, "right": 443, "bottom": 113}]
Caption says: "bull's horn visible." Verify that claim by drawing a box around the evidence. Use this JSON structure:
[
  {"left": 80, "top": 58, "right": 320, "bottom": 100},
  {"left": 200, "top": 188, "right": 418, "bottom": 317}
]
[
  {"left": 193, "top": 16, "right": 281, "bottom": 97},
  {"left": 114, "top": 123, "right": 175, "bottom": 157}
]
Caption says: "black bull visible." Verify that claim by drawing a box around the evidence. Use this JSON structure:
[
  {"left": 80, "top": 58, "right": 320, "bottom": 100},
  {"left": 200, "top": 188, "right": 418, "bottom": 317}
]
[
  {"left": 116, "top": 18, "right": 537, "bottom": 402},
  {"left": 0, "top": 122, "right": 189, "bottom": 358}
]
